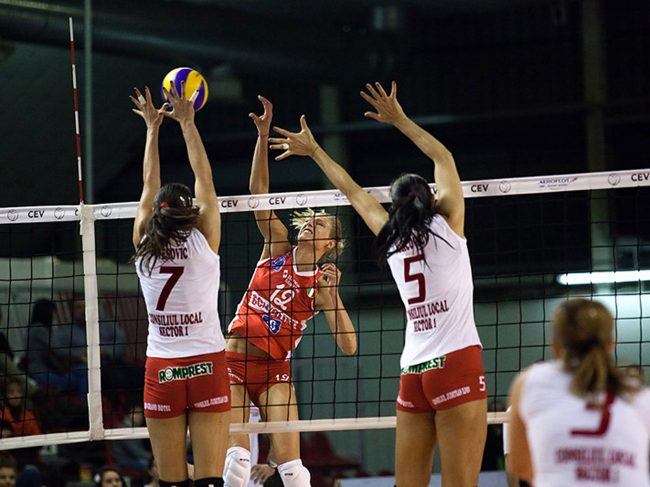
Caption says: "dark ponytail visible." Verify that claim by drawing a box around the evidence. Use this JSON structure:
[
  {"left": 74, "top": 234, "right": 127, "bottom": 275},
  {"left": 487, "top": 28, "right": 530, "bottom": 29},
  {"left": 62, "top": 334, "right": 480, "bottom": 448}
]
[
  {"left": 375, "top": 173, "right": 441, "bottom": 267},
  {"left": 132, "top": 183, "right": 199, "bottom": 274}
]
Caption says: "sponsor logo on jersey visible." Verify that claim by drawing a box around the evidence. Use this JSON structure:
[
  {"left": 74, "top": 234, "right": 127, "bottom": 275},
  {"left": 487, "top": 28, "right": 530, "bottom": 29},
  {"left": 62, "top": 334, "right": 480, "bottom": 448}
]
[
  {"left": 401, "top": 356, "right": 447, "bottom": 375},
  {"left": 270, "top": 255, "right": 287, "bottom": 271},
  {"left": 307, "top": 287, "right": 315, "bottom": 298},
  {"left": 396, "top": 395, "right": 415, "bottom": 408},
  {"left": 432, "top": 385, "right": 471, "bottom": 405},
  {"left": 158, "top": 361, "right": 213, "bottom": 383},
  {"left": 263, "top": 314, "right": 282, "bottom": 334},
  {"left": 193, "top": 395, "right": 229, "bottom": 408},
  {"left": 144, "top": 402, "right": 171, "bottom": 412}
]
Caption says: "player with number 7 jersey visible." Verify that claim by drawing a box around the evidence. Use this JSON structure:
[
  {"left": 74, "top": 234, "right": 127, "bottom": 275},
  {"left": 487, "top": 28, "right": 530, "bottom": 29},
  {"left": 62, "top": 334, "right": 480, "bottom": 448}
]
[{"left": 131, "top": 83, "right": 229, "bottom": 487}]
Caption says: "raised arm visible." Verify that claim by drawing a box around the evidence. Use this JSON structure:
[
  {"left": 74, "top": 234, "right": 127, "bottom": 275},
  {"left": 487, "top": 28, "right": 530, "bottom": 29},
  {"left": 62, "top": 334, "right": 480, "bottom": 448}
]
[
  {"left": 269, "top": 116, "right": 388, "bottom": 236},
  {"left": 506, "top": 372, "right": 534, "bottom": 483},
  {"left": 248, "top": 96, "right": 290, "bottom": 260},
  {"left": 130, "top": 86, "right": 168, "bottom": 249},
  {"left": 315, "top": 264, "right": 356, "bottom": 355},
  {"left": 361, "top": 81, "right": 465, "bottom": 237},
  {"left": 163, "top": 82, "right": 221, "bottom": 252}
]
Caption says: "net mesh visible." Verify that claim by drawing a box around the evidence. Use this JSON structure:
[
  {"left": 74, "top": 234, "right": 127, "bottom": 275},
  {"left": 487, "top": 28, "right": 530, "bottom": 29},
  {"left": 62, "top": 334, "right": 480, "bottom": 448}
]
[{"left": 0, "top": 169, "right": 649, "bottom": 453}]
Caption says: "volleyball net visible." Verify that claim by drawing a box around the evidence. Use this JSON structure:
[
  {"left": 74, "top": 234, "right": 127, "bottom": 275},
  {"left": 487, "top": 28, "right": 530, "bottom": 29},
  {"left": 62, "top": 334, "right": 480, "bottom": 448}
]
[{"left": 1, "top": 168, "right": 649, "bottom": 451}]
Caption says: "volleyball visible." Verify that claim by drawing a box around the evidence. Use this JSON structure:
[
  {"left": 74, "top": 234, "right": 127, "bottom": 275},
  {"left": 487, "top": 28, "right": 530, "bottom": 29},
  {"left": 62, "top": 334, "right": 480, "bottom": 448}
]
[{"left": 161, "top": 67, "right": 208, "bottom": 111}]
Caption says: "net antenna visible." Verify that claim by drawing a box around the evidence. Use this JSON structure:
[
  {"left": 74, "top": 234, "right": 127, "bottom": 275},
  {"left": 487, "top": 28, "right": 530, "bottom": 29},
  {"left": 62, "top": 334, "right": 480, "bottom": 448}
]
[{"left": 69, "top": 17, "right": 84, "bottom": 204}]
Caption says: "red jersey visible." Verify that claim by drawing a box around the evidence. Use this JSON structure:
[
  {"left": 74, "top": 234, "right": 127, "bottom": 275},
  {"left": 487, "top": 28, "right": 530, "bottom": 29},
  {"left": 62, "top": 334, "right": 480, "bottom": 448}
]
[{"left": 228, "top": 248, "right": 321, "bottom": 359}]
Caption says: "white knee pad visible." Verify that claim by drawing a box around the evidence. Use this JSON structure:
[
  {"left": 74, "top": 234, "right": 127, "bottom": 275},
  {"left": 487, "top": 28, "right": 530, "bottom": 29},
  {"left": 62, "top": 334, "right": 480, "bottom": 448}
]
[
  {"left": 277, "top": 459, "right": 311, "bottom": 487},
  {"left": 223, "top": 447, "right": 251, "bottom": 487}
]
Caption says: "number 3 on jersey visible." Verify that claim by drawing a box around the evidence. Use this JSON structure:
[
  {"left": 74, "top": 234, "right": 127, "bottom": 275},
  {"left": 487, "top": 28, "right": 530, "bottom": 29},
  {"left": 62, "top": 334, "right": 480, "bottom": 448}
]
[
  {"left": 404, "top": 255, "right": 426, "bottom": 304},
  {"left": 156, "top": 266, "right": 184, "bottom": 311},
  {"left": 571, "top": 392, "right": 615, "bottom": 437}
]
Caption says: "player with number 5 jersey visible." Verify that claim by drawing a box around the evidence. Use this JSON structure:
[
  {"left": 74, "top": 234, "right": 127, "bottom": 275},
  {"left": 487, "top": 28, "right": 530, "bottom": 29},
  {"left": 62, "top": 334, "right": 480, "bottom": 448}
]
[
  {"left": 508, "top": 299, "right": 650, "bottom": 486},
  {"left": 222, "top": 96, "right": 357, "bottom": 487},
  {"left": 131, "top": 83, "right": 229, "bottom": 487},
  {"left": 270, "top": 81, "right": 487, "bottom": 487}
]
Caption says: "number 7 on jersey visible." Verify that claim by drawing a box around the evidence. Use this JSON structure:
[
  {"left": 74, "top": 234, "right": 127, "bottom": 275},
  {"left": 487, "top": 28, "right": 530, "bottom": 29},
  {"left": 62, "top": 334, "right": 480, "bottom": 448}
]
[{"left": 156, "top": 266, "right": 184, "bottom": 311}]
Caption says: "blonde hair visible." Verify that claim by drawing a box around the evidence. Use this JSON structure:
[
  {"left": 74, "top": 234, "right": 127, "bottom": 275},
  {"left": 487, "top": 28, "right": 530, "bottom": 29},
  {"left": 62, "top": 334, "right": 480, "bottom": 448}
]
[
  {"left": 290, "top": 208, "right": 345, "bottom": 261},
  {"left": 555, "top": 299, "right": 638, "bottom": 399}
]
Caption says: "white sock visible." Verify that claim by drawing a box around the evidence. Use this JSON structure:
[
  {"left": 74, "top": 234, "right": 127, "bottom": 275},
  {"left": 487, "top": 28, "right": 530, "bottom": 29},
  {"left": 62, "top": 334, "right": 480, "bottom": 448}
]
[
  {"left": 278, "top": 459, "right": 310, "bottom": 487},
  {"left": 223, "top": 447, "right": 251, "bottom": 487}
]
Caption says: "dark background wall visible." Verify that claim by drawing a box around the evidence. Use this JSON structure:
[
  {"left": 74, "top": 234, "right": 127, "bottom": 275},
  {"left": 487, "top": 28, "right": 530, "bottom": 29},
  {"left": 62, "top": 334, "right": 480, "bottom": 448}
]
[{"left": 0, "top": 0, "right": 648, "bottom": 208}]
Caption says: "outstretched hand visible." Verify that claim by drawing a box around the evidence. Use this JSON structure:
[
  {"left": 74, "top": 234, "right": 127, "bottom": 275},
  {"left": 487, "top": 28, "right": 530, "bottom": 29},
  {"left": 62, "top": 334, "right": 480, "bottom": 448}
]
[
  {"left": 269, "top": 115, "right": 319, "bottom": 161},
  {"left": 162, "top": 81, "right": 196, "bottom": 125},
  {"left": 130, "top": 86, "right": 168, "bottom": 129},
  {"left": 360, "top": 81, "right": 406, "bottom": 125},
  {"left": 249, "top": 95, "right": 273, "bottom": 136}
]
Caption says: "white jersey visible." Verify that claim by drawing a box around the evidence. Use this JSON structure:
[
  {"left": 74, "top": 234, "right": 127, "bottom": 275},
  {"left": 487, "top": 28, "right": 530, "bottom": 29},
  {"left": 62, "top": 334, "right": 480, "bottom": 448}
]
[
  {"left": 387, "top": 214, "right": 481, "bottom": 368},
  {"left": 136, "top": 228, "right": 226, "bottom": 358},
  {"left": 520, "top": 361, "right": 650, "bottom": 487}
]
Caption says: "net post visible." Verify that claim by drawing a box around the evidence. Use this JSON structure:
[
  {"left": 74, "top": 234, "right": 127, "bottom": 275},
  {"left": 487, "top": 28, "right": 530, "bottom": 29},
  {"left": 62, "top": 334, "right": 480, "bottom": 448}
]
[{"left": 80, "top": 203, "right": 104, "bottom": 440}]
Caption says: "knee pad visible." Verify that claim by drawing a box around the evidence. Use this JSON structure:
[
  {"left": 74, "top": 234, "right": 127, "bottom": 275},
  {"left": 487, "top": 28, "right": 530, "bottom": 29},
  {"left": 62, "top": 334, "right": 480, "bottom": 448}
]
[
  {"left": 277, "top": 459, "right": 310, "bottom": 487},
  {"left": 223, "top": 447, "right": 251, "bottom": 487}
]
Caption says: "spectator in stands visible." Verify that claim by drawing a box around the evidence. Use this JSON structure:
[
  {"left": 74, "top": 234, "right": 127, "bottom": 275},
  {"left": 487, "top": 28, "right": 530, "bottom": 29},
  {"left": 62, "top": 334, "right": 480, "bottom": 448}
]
[
  {"left": 0, "top": 419, "right": 13, "bottom": 439},
  {"left": 2, "top": 377, "right": 41, "bottom": 437},
  {"left": 94, "top": 466, "right": 124, "bottom": 487},
  {"left": 63, "top": 296, "right": 143, "bottom": 404},
  {"left": 0, "top": 308, "right": 38, "bottom": 398},
  {"left": 143, "top": 459, "right": 159, "bottom": 487},
  {"left": 112, "top": 405, "right": 152, "bottom": 471},
  {"left": 27, "top": 298, "right": 87, "bottom": 399},
  {"left": 0, "top": 453, "right": 16, "bottom": 487},
  {"left": 0, "top": 438, "right": 41, "bottom": 487}
]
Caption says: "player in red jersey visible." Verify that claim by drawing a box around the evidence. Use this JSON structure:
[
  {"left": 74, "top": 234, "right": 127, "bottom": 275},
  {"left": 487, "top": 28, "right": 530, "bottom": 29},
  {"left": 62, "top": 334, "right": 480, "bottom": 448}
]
[{"left": 222, "top": 96, "right": 357, "bottom": 487}]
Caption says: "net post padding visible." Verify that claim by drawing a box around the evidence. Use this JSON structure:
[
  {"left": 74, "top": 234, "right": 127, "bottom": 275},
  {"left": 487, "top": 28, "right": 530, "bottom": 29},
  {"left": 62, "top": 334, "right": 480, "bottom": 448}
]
[{"left": 80, "top": 203, "right": 104, "bottom": 440}]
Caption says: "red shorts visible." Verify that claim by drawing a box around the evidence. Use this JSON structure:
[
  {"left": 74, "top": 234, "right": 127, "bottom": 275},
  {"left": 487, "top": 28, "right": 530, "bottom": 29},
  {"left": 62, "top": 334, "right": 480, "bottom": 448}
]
[
  {"left": 226, "top": 352, "right": 291, "bottom": 406},
  {"left": 396, "top": 345, "right": 487, "bottom": 413},
  {"left": 143, "top": 351, "right": 231, "bottom": 419}
]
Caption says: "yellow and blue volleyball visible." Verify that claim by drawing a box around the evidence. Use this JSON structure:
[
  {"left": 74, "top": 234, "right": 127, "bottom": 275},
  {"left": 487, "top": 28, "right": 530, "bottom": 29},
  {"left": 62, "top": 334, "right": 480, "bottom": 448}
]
[{"left": 161, "top": 67, "right": 208, "bottom": 111}]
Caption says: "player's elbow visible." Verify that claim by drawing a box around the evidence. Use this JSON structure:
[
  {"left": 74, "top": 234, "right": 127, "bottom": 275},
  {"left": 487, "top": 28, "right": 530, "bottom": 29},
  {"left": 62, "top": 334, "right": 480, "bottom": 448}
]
[
  {"left": 340, "top": 335, "right": 357, "bottom": 355},
  {"left": 249, "top": 180, "right": 263, "bottom": 194}
]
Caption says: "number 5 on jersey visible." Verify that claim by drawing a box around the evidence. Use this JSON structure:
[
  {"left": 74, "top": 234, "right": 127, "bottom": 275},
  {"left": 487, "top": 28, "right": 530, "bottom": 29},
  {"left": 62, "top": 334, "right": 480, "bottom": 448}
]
[{"left": 404, "top": 255, "right": 426, "bottom": 304}]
